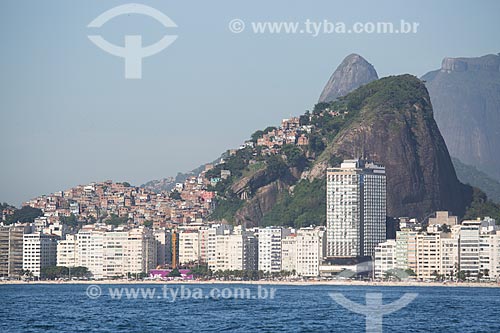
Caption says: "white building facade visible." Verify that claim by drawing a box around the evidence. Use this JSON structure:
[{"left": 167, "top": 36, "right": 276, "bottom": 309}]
[
  {"left": 57, "top": 234, "right": 78, "bottom": 268},
  {"left": 374, "top": 239, "right": 396, "bottom": 279},
  {"left": 295, "top": 227, "right": 326, "bottom": 277},
  {"left": 178, "top": 230, "right": 200, "bottom": 265},
  {"left": 459, "top": 220, "right": 481, "bottom": 279},
  {"left": 258, "top": 227, "right": 292, "bottom": 273},
  {"left": 281, "top": 234, "right": 297, "bottom": 273},
  {"left": 23, "top": 232, "right": 58, "bottom": 278},
  {"left": 215, "top": 233, "right": 244, "bottom": 271},
  {"left": 0, "top": 224, "right": 31, "bottom": 277}
]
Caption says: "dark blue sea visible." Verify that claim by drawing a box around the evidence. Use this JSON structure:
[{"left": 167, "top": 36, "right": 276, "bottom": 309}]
[{"left": 1, "top": 284, "right": 499, "bottom": 332}]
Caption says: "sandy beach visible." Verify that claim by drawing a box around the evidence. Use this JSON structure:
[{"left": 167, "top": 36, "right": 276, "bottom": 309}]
[{"left": 2, "top": 279, "right": 499, "bottom": 288}]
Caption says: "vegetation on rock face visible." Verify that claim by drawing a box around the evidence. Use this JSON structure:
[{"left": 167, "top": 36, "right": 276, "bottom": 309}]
[
  {"left": 250, "top": 127, "right": 277, "bottom": 143},
  {"left": 0, "top": 202, "right": 14, "bottom": 211},
  {"left": 281, "top": 144, "right": 309, "bottom": 170},
  {"left": 206, "top": 148, "right": 255, "bottom": 185},
  {"left": 60, "top": 214, "right": 79, "bottom": 227},
  {"left": 169, "top": 190, "right": 182, "bottom": 200},
  {"left": 207, "top": 146, "right": 305, "bottom": 223},
  {"left": 105, "top": 214, "right": 129, "bottom": 226},
  {"left": 308, "top": 132, "right": 326, "bottom": 155},
  {"left": 464, "top": 188, "right": 500, "bottom": 223},
  {"left": 262, "top": 178, "right": 326, "bottom": 228},
  {"left": 348, "top": 74, "right": 430, "bottom": 111},
  {"left": 4, "top": 206, "right": 43, "bottom": 224},
  {"left": 452, "top": 157, "right": 500, "bottom": 204},
  {"left": 209, "top": 197, "right": 244, "bottom": 223}
]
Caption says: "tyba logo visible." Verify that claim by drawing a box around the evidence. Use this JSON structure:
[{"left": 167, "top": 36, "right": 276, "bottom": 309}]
[{"left": 87, "top": 3, "right": 178, "bottom": 79}]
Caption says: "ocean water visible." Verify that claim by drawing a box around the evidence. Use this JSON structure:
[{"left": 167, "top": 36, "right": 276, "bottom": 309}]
[{"left": 1, "top": 284, "right": 500, "bottom": 332}]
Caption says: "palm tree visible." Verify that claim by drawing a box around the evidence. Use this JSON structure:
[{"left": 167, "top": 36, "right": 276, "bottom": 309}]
[{"left": 21, "top": 269, "right": 33, "bottom": 280}]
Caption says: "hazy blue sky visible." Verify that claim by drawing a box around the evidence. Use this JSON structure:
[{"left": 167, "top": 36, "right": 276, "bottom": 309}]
[{"left": 1, "top": 0, "right": 499, "bottom": 206}]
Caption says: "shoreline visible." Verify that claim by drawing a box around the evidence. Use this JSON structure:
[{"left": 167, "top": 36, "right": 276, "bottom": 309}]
[{"left": 2, "top": 279, "right": 499, "bottom": 288}]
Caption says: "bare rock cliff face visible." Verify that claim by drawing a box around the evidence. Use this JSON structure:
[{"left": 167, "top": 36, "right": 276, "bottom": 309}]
[
  {"left": 318, "top": 53, "right": 378, "bottom": 103},
  {"left": 234, "top": 180, "right": 289, "bottom": 227},
  {"left": 422, "top": 54, "right": 500, "bottom": 181}
]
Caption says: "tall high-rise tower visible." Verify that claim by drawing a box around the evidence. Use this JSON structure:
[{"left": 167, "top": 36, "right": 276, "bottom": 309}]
[{"left": 326, "top": 159, "right": 386, "bottom": 258}]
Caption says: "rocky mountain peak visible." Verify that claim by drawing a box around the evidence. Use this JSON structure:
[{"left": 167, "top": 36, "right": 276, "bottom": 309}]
[{"left": 318, "top": 53, "right": 378, "bottom": 103}]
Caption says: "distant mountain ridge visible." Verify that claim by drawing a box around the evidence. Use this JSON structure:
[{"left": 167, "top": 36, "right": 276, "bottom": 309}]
[{"left": 422, "top": 53, "right": 500, "bottom": 182}]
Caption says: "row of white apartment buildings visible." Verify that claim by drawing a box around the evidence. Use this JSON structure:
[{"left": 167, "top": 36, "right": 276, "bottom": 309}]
[
  {"left": 177, "top": 225, "right": 326, "bottom": 276},
  {"left": 10, "top": 224, "right": 171, "bottom": 278},
  {"left": 1, "top": 219, "right": 81, "bottom": 278},
  {"left": 1, "top": 221, "right": 63, "bottom": 278},
  {"left": 177, "top": 224, "right": 257, "bottom": 271},
  {"left": 374, "top": 211, "right": 500, "bottom": 281},
  {"left": 55, "top": 226, "right": 170, "bottom": 279},
  {"left": 265, "top": 226, "right": 327, "bottom": 276},
  {"left": 3, "top": 221, "right": 326, "bottom": 279}
]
